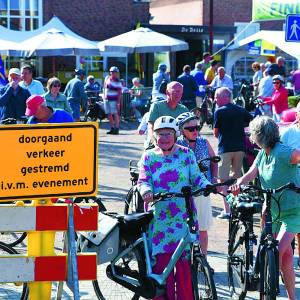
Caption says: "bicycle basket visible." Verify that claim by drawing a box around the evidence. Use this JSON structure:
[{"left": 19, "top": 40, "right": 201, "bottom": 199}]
[{"left": 78, "top": 212, "right": 120, "bottom": 264}]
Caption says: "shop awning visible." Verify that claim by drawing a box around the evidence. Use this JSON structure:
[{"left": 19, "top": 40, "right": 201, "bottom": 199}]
[{"left": 238, "top": 30, "right": 300, "bottom": 60}]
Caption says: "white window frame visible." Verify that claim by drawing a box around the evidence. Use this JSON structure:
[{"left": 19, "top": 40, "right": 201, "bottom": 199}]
[{"left": 1, "top": 0, "right": 43, "bottom": 31}]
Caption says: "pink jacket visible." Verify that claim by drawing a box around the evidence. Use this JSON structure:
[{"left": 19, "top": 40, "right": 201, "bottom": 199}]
[{"left": 263, "top": 86, "right": 288, "bottom": 114}]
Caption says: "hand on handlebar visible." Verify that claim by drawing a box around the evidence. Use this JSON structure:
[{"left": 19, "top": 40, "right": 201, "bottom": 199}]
[
  {"left": 142, "top": 191, "right": 153, "bottom": 203},
  {"left": 228, "top": 178, "right": 244, "bottom": 195}
]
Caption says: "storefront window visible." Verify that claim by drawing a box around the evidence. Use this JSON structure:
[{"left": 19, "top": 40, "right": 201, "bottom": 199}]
[
  {"left": 0, "top": 0, "right": 41, "bottom": 30},
  {"left": 0, "top": 0, "right": 7, "bottom": 13}
]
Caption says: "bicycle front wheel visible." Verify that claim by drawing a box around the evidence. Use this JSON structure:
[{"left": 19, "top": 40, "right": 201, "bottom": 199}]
[
  {"left": 227, "top": 221, "right": 247, "bottom": 300},
  {"left": 0, "top": 242, "right": 29, "bottom": 300},
  {"left": 124, "top": 187, "right": 144, "bottom": 215},
  {"left": 261, "top": 248, "right": 277, "bottom": 300},
  {"left": 192, "top": 254, "right": 217, "bottom": 300}
]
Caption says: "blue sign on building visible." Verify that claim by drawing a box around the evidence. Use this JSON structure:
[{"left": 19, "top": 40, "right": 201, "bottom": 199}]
[{"left": 285, "top": 14, "right": 300, "bottom": 42}]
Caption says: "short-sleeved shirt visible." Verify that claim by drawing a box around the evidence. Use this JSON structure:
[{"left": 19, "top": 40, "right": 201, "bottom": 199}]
[
  {"left": 280, "top": 125, "right": 300, "bottom": 150},
  {"left": 254, "top": 143, "right": 300, "bottom": 216},
  {"left": 148, "top": 100, "right": 188, "bottom": 124},
  {"left": 214, "top": 103, "right": 253, "bottom": 154},
  {"left": 19, "top": 79, "right": 45, "bottom": 96}
]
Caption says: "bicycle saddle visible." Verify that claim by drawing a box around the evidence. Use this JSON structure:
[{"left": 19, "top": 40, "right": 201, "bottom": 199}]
[{"left": 117, "top": 211, "right": 153, "bottom": 231}]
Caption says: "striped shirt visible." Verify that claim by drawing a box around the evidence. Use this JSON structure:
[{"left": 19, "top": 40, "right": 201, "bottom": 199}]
[{"left": 104, "top": 77, "right": 122, "bottom": 101}]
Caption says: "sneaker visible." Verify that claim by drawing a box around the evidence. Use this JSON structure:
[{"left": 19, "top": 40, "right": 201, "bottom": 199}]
[
  {"left": 216, "top": 211, "right": 230, "bottom": 219},
  {"left": 107, "top": 128, "right": 115, "bottom": 134}
]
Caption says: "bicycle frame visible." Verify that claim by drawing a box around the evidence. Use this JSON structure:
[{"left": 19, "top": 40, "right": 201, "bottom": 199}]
[{"left": 110, "top": 186, "right": 203, "bottom": 291}]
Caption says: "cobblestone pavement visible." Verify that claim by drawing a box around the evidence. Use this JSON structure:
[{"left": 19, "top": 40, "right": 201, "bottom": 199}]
[{"left": 1, "top": 120, "right": 300, "bottom": 299}]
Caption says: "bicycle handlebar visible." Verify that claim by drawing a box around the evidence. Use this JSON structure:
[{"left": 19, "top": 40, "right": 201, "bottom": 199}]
[
  {"left": 239, "top": 182, "right": 300, "bottom": 195},
  {"left": 152, "top": 178, "right": 236, "bottom": 203}
]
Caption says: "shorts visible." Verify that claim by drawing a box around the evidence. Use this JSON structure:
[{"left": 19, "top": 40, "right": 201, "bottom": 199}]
[
  {"left": 193, "top": 195, "right": 213, "bottom": 231},
  {"left": 68, "top": 100, "right": 80, "bottom": 120},
  {"left": 196, "top": 96, "right": 203, "bottom": 108},
  {"left": 218, "top": 151, "right": 244, "bottom": 180},
  {"left": 272, "top": 208, "right": 300, "bottom": 234},
  {"left": 104, "top": 100, "right": 118, "bottom": 114}
]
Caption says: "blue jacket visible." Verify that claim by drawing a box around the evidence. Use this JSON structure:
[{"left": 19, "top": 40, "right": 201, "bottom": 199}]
[
  {"left": 0, "top": 84, "right": 30, "bottom": 120},
  {"left": 64, "top": 76, "right": 87, "bottom": 104}
]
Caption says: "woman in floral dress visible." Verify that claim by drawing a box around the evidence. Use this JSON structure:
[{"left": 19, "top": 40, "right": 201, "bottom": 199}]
[
  {"left": 176, "top": 112, "right": 218, "bottom": 256},
  {"left": 138, "top": 115, "right": 210, "bottom": 300}
]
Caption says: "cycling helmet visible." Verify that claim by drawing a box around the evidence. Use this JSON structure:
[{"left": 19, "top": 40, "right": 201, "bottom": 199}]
[
  {"left": 272, "top": 75, "right": 284, "bottom": 83},
  {"left": 176, "top": 112, "right": 198, "bottom": 129},
  {"left": 153, "top": 116, "right": 178, "bottom": 132}
]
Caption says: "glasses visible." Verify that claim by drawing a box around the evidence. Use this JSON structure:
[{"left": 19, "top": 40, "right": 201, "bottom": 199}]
[
  {"left": 183, "top": 125, "right": 201, "bottom": 132},
  {"left": 156, "top": 132, "right": 174, "bottom": 138},
  {"left": 52, "top": 84, "right": 61, "bottom": 88},
  {"left": 273, "top": 81, "right": 281, "bottom": 85}
]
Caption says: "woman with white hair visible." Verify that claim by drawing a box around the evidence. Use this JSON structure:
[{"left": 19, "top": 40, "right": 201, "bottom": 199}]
[{"left": 231, "top": 116, "right": 300, "bottom": 300}]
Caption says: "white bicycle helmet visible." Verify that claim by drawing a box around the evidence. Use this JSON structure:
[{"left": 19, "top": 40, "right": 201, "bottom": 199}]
[
  {"left": 272, "top": 74, "right": 284, "bottom": 83},
  {"left": 153, "top": 116, "right": 179, "bottom": 132},
  {"left": 176, "top": 112, "right": 198, "bottom": 129}
]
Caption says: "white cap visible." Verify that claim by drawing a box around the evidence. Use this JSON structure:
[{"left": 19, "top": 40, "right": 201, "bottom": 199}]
[{"left": 8, "top": 68, "right": 21, "bottom": 76}]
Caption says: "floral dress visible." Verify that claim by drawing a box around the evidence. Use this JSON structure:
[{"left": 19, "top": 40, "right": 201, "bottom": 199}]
[{"left": 138, "top": 145, "right": 210, "bottom": 258}]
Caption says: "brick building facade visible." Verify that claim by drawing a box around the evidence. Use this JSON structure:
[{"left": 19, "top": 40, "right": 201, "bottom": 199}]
[
  {"left": 41, "top": 0, "right": 150, "bottom": 80},
  {"left": 149, "top": 0, "right": 286, "bottom": 77},
  {"left": 43, "top": 0, "right": 150, "bottom": 41}
]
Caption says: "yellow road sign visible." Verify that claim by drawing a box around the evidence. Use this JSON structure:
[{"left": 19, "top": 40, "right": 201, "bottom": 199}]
[{"left": 0, "top": 122, "right": 98, "bottom": 200}]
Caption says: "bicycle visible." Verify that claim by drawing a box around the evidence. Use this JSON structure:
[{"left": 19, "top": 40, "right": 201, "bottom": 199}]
[
  {"left": 227, "top": 182, "right": 300, "bottom": 300},
  {"left": 199, "top": 87, "right": 215, "bottom": 130},
  {"left": 84, "top": 180, "right": 235, "bottom": 300},
  {"left": 124, "top": 160, "right": 144, "bottom": 215}
]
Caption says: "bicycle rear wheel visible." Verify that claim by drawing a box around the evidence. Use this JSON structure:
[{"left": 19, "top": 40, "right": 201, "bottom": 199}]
[
  {"left": 124, "top": 187, "right": 144, "bottom": 215},
  {"left": 192, "top": 254, "right": 217, "bottom": 300},
  {"left": 227, "top": 221, "right": 247, "bottom": 299},
  {"left": 261, "top": 248, "right": 277, "bottom": 300},
  {"left": 92, "top": 245, "right": 145, "bottom": 300},
  {"left": 0, "top": 242, "right": 29, "bottom": 300}
]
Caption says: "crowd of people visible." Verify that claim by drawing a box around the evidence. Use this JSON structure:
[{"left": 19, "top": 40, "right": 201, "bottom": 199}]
[
  {"left": 1, "top": 55, "right": 300, "bottom": 299},
  {"left": 135, "top": 54, "right": 300, "bottom": 299}
]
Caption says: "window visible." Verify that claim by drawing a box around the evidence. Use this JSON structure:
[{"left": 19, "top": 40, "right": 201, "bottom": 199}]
[{"left": 0, "top": 0, "right": 41, "bottom": 30}]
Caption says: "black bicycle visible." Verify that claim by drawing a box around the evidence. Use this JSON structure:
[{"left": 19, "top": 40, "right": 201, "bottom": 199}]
[
  {"left": 199, "top": 87, "right": 215, "bottom": 130},
  {"left": 227, "top": 182, "right": 300, "bottom": 300},
  {"left": 124, "top": 160, "right": 144, "bottom": 214}
]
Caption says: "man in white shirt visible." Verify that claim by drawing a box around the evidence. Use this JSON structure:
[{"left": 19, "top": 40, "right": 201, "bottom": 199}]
[
  {"left": 19, "top": 64, "right": 44, "bottom": 96},
  {"left": 210, "top": 67, "right": 233, "bottom": 90}
]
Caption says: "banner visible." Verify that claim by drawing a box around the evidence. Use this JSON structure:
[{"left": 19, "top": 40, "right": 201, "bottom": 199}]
[
  {"left": 0, "top": 56, "right": 8, "bottom": 87},
  {"left": 252, "top": 0, "right": 300, "bottom": 21},
  {"left": 248, "top": 40, "right": 276, "bottom": 56}
]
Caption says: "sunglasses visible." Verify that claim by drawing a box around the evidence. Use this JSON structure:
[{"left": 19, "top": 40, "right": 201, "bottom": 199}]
[
  {"left": 273, "top": 81, "right": 281, "bottom": 85},
  {"left": 52, "top": 84, "right": 61, "bottom": 88},
  {"left": 183, "top": 125, "right": 201, "bottom": 132}
]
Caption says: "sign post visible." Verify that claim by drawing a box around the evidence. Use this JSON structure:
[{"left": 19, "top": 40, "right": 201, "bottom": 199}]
[
  {"left": 0, "top": 122, "right": 98, "bottom": 299},
  {"left": 285, "top": 14, "right": 300, "bottom": 42}
]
